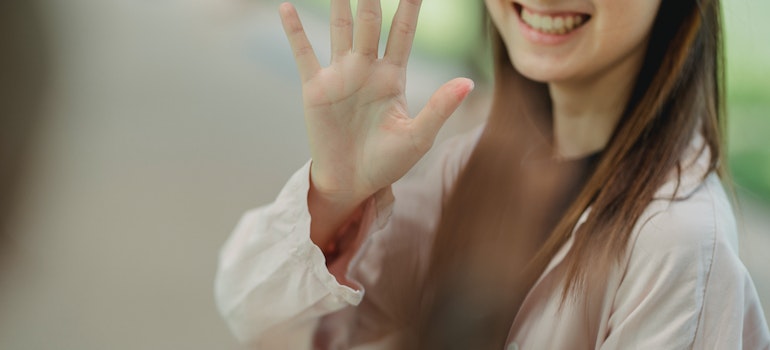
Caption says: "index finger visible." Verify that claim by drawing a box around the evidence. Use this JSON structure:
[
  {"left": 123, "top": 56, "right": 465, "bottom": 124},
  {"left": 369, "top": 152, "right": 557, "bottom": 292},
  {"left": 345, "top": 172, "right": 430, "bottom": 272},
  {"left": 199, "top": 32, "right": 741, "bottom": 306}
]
[{"left": 383, "top": 0, "right": 423, "bottom": 67}]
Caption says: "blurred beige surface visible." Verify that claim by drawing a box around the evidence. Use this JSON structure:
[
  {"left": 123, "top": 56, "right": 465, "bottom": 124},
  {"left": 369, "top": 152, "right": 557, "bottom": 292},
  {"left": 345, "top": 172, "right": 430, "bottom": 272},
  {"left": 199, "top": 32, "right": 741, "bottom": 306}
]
[{"left": 0, "top": 1, "right": 765, "bottom": 349}]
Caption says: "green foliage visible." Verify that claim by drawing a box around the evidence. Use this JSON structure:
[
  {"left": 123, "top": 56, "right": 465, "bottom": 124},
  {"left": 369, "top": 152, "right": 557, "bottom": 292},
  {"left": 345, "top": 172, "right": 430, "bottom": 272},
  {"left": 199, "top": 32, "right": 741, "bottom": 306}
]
[{"left": 724, "top": 0, "right": 770, "bottom": 202}]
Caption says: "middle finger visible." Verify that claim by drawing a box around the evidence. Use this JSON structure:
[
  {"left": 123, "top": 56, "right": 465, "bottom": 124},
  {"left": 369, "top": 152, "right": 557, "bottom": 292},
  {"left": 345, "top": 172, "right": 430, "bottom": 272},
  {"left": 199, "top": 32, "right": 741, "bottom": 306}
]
[
  {"left": 353, "top": 0, "right": 382, "bottom": 58},
  {"left": 330, "top": 0, "right": 353, "bottom": 60}
]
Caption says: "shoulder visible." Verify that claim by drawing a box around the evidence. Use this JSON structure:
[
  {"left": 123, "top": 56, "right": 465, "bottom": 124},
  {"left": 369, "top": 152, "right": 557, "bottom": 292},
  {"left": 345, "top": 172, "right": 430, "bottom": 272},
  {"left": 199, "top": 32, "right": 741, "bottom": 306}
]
[
  {"left": 623, "top": 174, "right": 770, "bottom": 347},
  {"left": 611, "top": 173, "right": 734, "bottom": 316},
  {"left": 629, "top": 173, "right": 735, "bottom": 267},
  {"left": 629, "top": 130, "right": 736, "bottom": 261},
  {"left": 602, "top": 174, "right": 769, "bottom": 348}
]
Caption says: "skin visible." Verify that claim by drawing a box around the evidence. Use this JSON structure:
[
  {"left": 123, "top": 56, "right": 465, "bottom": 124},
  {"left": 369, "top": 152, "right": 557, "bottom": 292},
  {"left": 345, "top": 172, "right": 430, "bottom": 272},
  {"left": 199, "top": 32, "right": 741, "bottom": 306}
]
[
  {"left": 278, "top": 0, "right": 660, "bottom": 283},
  {"left": 485, "top": 0, "right": 662, "bottom": 158},
  {"left": 279, "top": 0, "right": 473, "bottom": 267}
]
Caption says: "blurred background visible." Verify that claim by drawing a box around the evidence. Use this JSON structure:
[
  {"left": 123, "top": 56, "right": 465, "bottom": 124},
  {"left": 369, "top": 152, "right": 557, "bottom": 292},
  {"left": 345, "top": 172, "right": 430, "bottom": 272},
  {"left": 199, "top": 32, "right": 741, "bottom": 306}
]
[{"left": 0, "top": 0, "right": 767, "bottom": 349}]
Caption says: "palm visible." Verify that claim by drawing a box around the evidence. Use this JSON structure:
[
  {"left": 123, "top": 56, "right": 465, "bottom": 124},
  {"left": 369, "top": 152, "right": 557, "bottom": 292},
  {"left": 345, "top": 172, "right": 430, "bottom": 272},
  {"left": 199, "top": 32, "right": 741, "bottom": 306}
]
[{"left": 280, "top": 0, "right": 473, "bottom": 200}]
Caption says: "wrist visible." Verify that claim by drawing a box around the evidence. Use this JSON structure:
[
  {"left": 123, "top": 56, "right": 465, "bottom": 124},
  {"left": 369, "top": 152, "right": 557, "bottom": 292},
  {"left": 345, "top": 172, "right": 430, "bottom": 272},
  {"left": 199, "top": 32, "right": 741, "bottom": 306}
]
[{"left": 309, "top": 162, "right": 373, "bottom": 205}]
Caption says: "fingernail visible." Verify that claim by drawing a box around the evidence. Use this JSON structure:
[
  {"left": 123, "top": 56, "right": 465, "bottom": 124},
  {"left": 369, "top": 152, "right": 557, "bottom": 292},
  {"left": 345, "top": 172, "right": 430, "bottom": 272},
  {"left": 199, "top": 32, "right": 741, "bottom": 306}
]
[{"left": 457, "top": 78, "right": 474, "bottom": 98}]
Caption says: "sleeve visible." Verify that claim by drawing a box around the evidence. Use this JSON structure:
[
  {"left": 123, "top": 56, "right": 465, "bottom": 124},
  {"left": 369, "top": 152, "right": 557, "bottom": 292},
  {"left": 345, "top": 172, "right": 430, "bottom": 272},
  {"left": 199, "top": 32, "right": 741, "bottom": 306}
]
[
  {"left": 213, "top": 160, "right": 390, "bottom": 346},
  {"left": 600, "top": 178, "right": 770, "bottom": 349},
  {"left": 214, "top": 127, "right": 484, "bottom": 347}
]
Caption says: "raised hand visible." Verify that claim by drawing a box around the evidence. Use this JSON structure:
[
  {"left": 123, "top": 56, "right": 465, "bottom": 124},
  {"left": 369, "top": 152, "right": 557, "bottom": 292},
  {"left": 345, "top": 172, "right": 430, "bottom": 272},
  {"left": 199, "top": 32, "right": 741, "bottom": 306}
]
[{"left": 279, "top": 0, "right": 473, "bottom": 248}]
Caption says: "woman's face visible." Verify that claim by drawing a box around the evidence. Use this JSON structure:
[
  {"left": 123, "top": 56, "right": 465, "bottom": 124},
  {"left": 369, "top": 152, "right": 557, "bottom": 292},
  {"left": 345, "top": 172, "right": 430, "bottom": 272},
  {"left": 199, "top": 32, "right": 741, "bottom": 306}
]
[{"left": 485, "top": 0, "right": 662, "bottom": 84}]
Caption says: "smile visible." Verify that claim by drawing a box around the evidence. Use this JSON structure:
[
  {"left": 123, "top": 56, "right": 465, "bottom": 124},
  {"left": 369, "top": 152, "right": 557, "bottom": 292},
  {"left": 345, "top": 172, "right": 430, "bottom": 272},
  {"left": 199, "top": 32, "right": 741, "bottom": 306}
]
[{"left": 513, "top": 3, "right": 591, "bottom": 36}]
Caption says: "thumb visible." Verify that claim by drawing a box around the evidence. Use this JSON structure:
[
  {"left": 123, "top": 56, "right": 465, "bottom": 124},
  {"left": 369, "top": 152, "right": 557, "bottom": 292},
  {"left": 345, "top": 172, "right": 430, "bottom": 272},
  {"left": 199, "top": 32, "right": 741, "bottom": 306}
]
[{"left": 411, "top": 78, "right": 475, "bottom": 151}]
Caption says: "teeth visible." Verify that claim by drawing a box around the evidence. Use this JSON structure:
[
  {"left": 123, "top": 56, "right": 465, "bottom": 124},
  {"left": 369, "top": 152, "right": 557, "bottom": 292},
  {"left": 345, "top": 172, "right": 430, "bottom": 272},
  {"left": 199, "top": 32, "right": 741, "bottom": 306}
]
[
  {"left": 532, "top": 14, "right": 541, "bottom": 28},
  {"left": 565, "top": 16, "right": 574, "bottom": 30},
  {"left": 554, "top": 17, "right": 564, "bottom": 34},
  {"left": 542, "top": 16, "right": 553, "bottom": 32},
  {"left": 520, "top": 7, "right": 587, "bottom": 35}
]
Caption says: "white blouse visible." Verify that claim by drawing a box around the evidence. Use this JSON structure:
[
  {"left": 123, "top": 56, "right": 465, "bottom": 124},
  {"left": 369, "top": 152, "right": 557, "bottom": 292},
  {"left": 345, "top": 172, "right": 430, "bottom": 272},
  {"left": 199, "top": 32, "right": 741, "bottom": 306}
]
[{"left": 215, "top": 126, "right": 770, "bottom": 349}]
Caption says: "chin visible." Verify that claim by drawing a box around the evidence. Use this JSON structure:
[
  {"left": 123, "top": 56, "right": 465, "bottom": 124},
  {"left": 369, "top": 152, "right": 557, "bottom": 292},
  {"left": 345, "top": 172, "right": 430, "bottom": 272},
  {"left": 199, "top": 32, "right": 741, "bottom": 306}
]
[{"left": 509, "top": 54, "right": 574, "bottom": 84}]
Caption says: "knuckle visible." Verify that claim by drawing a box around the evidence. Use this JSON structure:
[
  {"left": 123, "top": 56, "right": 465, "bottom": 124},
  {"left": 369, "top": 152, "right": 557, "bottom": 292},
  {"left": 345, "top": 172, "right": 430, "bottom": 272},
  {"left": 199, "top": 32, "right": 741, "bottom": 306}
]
[
  {"left": 358, "top": 47, "right": 377, "bottom": 56},
  {"left": 358, "top": 9, "right": 381, "bottom": 23},
  {"left": 288, "top": 22, "right": 305, "bottom": 35},
  {"left": 410, "top": 130, "right": 433, "bottom": 154},
  {"left": 427, "top": 97, "right": 447, "bottom": 117},
  {"left": 294, "top": 45, "right": 314, "bottom": 58},
  {"left": 331, "top": 17, "right": 352, "bottom": 29},
  {"left": 392, "top": 20, "right": 415, "bottom": 37}
]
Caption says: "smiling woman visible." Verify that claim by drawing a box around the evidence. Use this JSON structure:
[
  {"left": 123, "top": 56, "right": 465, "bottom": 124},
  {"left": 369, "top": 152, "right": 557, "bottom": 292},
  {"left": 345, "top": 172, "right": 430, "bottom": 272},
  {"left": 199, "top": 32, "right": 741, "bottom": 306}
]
[{"left": 214, "top": 0, "right": 770, "bottom": 348}]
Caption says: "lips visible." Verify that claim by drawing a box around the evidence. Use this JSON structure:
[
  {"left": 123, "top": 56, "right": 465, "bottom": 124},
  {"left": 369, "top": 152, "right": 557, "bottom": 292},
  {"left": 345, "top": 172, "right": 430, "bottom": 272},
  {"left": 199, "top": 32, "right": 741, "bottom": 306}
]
[{"left": 513, "top": 2, "right": 591, "bottom": 35}]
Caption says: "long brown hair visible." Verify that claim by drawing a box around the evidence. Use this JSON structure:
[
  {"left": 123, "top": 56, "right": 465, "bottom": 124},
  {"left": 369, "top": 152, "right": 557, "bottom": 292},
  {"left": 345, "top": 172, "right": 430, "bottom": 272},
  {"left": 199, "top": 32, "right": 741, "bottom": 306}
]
[{"left": 410, "top": 0, "right": 725, "bottom": 348}]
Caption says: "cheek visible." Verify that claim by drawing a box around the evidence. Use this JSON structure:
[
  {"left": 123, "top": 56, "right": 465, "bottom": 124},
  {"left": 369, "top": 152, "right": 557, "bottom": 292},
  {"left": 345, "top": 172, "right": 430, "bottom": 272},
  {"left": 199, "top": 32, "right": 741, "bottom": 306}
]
[
  {"left": 596, "top": 0, "right": 660, "bottom": 50},
  {"left": 593, "top": 2, "right": 659, "bottom": 61},
  {"left": 484, "top": 0, "right": 505, "bottom": 32}
]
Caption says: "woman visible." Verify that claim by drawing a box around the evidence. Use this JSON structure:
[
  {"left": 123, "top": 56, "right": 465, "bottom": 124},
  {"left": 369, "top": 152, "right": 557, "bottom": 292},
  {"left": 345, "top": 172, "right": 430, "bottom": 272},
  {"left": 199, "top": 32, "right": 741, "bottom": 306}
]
[{"left": 215, "top": 0, "right": 770, "bottom": 348}]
